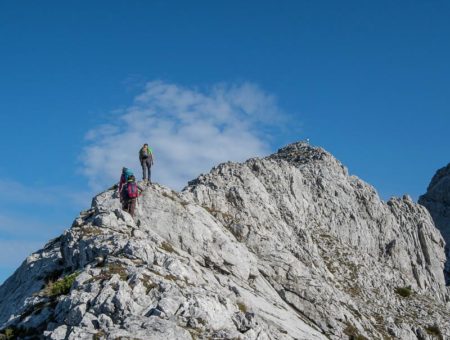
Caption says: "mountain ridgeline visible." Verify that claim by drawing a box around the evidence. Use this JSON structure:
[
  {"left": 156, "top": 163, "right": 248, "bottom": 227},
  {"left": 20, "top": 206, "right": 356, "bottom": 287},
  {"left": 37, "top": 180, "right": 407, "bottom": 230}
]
[
  {"left": 419, "top": 163, "right": 450, "bottom": 285},
  {"left": 0, "top": 142, "right": 449, "bottom": 339}
]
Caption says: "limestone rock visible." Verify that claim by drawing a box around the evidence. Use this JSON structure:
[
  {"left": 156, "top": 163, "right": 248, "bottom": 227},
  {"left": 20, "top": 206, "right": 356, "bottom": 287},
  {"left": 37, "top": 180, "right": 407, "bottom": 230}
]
[
  {"left": 0, "top": 142, "right": 449, "bottom": 339},
  {"left": 419, "top": 163, "right": 450, "bottom": 283}
]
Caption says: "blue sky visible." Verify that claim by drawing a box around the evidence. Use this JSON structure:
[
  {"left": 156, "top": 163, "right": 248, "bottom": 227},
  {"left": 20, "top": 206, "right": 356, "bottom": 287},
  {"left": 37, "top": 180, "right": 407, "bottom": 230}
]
[{"left": 1, "top": 0, "right": 449, "bottom": 283}]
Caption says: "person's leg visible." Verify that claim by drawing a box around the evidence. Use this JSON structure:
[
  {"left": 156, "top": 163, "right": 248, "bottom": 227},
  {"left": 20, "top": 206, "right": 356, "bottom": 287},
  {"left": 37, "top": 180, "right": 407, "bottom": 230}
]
[
  {"left": 142, "top": 162, "right": 147, "bottom": 181},
  {"left": 130, "top": 198, "right": 136, "bottom": 217},
  {"left": 146, "top": 159, "right": 152, "bottom": 183}
]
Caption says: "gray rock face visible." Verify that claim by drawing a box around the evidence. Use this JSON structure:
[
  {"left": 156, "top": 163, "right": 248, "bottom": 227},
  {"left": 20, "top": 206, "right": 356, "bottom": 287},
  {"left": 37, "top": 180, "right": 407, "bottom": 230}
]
[
  {"left": 0, "top": 142, "right": 449, "bottom": 339},
  {"left": 419, "top": 163, "right": 450, "bottom": 283}
]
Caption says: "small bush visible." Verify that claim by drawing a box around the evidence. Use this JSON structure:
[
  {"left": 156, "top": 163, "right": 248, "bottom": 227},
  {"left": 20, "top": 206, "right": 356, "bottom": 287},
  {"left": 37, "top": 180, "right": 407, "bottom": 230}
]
[
  {"left": 45, "top": 272, "right": 79, "bottom": 297},
  {"left": 51, "top": 272, "right": 79, "bottom": 296},
  {"left": 0, "top": 326, "right": 37, "bottom": 339},
  {"left": 160, "top": 241, "right": 175, "bottom": 253},
  {"left": 237, "top": 302, "right": 247, "bottom": 313},
  {"left": 395, "top": 286, "right": 412, "bottom": 298},
  {"left": 4, "top": 328, "right": 14, "bottom": 339},
  {"left": 425, "top": 324, "right": 443, "bottom": 340}
]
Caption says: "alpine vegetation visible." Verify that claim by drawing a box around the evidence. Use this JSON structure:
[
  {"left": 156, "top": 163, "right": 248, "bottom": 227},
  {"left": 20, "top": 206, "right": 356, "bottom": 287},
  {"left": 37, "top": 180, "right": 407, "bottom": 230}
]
[{"left": 0, "top": 142, "right": 449, "bottom": 339}]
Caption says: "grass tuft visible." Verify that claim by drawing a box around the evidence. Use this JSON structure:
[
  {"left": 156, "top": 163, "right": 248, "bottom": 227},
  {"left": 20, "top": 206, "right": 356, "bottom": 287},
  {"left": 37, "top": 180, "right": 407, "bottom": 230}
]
[
  {"left": 425, "top": 324, "right": 443, "bottom": 340},
  {"left": 107, "top": 263, "right": 128, "bottom": 281},
  {"left": 395, "top": 286, "right": 412, "bottom": 298},
  {"left": 237, "top": 302, "right": 247, "bottom": 313},
  {"left": 343, "top": 323, "right": 368, "bottom": 340},
  {"left": 93, "top": 330, "right": 106, "bottom": 340},
  {"left": 141, "top": 274, "right": 158, "bottom": 293},
  {"left": 164, "top": 274, "right": 178, "bottom": 281},
  {"left": 161, "top": 241, "right": 175, "bottom": 253}
]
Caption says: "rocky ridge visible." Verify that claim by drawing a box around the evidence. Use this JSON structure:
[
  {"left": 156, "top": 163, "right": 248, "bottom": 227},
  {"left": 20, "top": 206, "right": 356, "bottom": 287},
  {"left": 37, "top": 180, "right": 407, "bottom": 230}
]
[
  {"left": 419, "top": 163, "right": 450, "bottom": 283},
  {"left": 0, "top": 142, "right": 449, "bottom": 339}
]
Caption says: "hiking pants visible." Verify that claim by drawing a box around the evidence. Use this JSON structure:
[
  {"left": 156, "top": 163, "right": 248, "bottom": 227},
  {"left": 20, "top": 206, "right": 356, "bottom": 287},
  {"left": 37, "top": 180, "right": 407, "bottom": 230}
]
[
  {"left": 123, "top": 198, "right": 137, "bottom": 218},
  {"left": 142, "top": 158, "right": 152, "bottom": 182}
]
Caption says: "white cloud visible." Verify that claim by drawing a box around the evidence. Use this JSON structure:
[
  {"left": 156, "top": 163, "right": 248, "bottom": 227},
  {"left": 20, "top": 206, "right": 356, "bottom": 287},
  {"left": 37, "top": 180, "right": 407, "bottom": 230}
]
[{"left": 80, "top": 81, "right": 287, "bottom": 191}]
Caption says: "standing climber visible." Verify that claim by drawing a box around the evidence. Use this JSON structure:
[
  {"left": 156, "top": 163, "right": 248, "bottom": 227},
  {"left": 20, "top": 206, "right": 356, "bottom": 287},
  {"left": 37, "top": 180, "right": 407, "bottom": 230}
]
[
  {"left": 120, "top": 175, "right": 142, "bottom": 218},
  {"left": 139, "top": 143, "right": 154, "bottom": 184}
]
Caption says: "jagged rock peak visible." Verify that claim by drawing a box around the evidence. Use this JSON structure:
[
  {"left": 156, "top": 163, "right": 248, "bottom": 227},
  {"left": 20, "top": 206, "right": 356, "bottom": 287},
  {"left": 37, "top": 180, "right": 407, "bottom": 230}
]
[
  {"left": 269, "top": 141, "right": 348, "bottom": 175},
  {"left": 422, "top": 163, "right": 450, "bottom": 204},
  {"left": 419, "top": 162, "right": 450, "bottom": 283},
  {"left": 271, "top": 141, "right": 329, "bottom": 162},
  {"left": 1, "top": 142, "right": 449, "bottom": 339},
  {"left": 187, "top": 141, "right": 347, "bottom": 188}
]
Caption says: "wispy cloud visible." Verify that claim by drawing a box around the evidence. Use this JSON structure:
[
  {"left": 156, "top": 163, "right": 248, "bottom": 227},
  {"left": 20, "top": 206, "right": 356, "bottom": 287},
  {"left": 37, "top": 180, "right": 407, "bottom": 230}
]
[{"left": 80, "top": 80, "right": 289, "bottom": 190}]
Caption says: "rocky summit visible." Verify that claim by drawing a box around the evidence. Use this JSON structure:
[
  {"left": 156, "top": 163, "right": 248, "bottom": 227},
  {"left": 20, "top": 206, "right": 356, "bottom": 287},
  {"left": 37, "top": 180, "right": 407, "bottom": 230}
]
[
  {"left": 0, "top": 142, "right": 449, "bottom": 340},
  {"left": 419, "top": 163, "right": 450, "bottom": 284}
]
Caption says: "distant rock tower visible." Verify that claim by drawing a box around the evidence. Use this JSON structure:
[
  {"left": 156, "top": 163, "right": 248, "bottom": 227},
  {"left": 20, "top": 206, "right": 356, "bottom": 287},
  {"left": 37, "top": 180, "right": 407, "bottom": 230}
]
[{"left": 419, "top": 163, "right": 450, "bottom": 283}]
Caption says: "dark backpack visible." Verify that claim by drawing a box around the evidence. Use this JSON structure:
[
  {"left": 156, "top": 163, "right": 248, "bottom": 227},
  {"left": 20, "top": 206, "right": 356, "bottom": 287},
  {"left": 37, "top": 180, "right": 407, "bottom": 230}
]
[
  {"left": 140, "top": 148, "right": 148, "bottom": 159},
  {"left": 126, "top": 182, "right": 139, "bottom": 198}
]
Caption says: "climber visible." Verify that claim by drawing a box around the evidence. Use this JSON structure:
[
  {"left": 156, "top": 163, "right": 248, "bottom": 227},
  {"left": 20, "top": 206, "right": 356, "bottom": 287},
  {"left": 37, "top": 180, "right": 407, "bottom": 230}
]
[
  {"left": 139, "top": 143, "right": 154, "bottom": 185},
  {"left": 120, "top": 175, "right": 143, "bottom": 218},
  {"left": 118, "top": 167, "right": 134, "bottom": 195}
]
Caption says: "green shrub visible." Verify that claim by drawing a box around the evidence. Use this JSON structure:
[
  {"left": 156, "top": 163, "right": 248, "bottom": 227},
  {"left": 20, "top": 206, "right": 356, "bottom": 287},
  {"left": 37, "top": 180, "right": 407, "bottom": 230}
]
[
  {"left": 237, "top": 302, "right": 247, "bottom": 313},
  {"left": 395, "top": 286, "right": 412, "bottom": 298},
  {"left": 4, "top": 328, "right": 14, "bottom": 339},
  {"left": 45, "top": 272, "right": 79, "bottom": 297},
  {"left": 425, "top": 324, "right": 443, "bottom": 340},
  {"left": 0, "top": 327, "right": 37, "bottom": 339}
]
